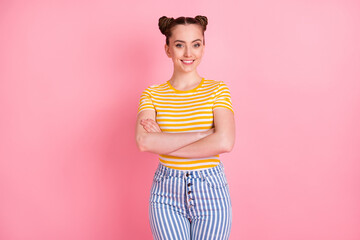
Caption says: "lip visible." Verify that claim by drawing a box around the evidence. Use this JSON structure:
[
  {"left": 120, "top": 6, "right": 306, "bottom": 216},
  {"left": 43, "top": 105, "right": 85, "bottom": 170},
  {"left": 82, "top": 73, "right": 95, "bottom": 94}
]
[{"left": 181, "top": 59, "right": 195, "bottom": 65}]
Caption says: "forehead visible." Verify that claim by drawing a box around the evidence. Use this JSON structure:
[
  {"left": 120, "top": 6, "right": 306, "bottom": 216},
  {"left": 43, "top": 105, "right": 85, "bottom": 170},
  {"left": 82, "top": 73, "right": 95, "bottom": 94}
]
[{"left": 170, "top": 24, "right": 203, "bottom": 41}]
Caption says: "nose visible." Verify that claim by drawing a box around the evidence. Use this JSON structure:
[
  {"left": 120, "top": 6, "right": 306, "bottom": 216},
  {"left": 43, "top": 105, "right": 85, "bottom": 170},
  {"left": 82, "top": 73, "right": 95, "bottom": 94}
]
[{"left": 184, "top": 46, "right": 191, "bottom": 57}]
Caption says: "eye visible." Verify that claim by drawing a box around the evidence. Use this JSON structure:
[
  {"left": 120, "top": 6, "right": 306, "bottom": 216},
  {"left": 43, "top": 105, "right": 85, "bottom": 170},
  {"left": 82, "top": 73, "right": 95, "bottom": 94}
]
[
  {"left": 175, "top": 44, "right": 183, "bottom": 48},
  {"left": 194, "top": 43, "right": 201, "bottom": 47}
]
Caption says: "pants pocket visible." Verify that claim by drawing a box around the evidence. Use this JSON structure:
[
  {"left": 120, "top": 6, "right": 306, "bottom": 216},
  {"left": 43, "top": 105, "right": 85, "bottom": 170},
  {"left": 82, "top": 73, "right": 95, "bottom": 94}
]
[{"left": 205, "top": 171, "right": 228, "bottom": 189}]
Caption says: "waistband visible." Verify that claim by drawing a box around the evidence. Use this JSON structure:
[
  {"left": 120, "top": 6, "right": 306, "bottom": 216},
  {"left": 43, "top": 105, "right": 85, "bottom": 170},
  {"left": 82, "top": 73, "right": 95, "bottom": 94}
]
[{"left": 155, "top": 162, "right": 225, "bottom": 178}]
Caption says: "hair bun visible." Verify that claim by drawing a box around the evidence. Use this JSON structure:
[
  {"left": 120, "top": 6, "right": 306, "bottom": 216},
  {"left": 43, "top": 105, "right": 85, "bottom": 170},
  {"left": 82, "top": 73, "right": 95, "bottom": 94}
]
[
  {"left": 195, "top": 15, "right": 208, "bottom": 31},
  {"left": 158, "top": 16, "right": 174, "bottom": 35}
]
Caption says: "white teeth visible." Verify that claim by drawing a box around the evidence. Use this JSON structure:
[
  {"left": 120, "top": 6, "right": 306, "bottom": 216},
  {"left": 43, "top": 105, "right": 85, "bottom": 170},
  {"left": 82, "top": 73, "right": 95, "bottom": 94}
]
[{"left": 182, "top": 60, "right": 194, "bottom": 63}]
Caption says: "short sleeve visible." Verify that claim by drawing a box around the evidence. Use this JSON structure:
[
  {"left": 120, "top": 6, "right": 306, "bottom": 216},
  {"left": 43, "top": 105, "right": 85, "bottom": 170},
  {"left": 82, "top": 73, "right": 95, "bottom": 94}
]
[
  {"left": 212, "top": 81, "right": 234, "bottom": 114},
  {"left": 137, "top": 88, "right": 155, "bottom": 114}
]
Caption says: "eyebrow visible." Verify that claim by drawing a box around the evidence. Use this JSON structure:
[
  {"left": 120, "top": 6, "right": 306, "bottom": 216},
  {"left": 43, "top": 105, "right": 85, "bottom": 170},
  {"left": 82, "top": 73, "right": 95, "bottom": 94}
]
[{"left": 174, "top": 39, "right": 202, "bottom": 43}]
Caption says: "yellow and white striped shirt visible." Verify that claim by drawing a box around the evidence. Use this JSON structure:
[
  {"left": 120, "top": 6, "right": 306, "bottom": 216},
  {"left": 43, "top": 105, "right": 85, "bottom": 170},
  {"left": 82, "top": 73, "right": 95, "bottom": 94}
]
[{"left": 137, "top": 77, "right": 234, "bottom": 170}]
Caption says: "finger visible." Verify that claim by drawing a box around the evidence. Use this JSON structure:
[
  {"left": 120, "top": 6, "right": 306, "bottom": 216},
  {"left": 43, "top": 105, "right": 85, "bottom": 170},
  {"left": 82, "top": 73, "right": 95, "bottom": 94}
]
[
  {"left": 153, "top": 124, "right": 161, "bottom": 132},
  {"left": 142, "top": 119, "right": 156, "bottom": 127},
  {"left": 154, "top": 125, "right": 162, "bottom": 132},
  {"left": 142, "top": 119, "right": 161, "bottom": 132},
  {"left": 142, "top": 124, "right": 150, "bottom": 132},
  {"left": 142, "top": 122, "right": 153, "bottom": 132},
  {"left": 146, "top": 119, "right": 160, "bottom": 129},
  {"left": 149, "top": 123, "right": 158, "bottom": 132},
  {"left": 146, "top": 121, "right": 157, "bottom": 128},
  {"left": 143, "top": 122, "right": 157, "bottom": 133}
]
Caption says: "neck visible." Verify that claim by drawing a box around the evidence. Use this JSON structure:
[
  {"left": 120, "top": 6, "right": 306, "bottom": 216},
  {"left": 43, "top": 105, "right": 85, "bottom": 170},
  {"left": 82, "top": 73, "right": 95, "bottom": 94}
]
[{"left": 169, "top": 70, "right": 203, "bottom": 89}]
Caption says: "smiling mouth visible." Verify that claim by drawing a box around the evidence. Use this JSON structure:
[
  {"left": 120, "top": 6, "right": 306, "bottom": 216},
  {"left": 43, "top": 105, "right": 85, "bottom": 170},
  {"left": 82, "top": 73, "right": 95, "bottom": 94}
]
[{"left": 181, "top": 60, "right": 195, "bottom": 64}]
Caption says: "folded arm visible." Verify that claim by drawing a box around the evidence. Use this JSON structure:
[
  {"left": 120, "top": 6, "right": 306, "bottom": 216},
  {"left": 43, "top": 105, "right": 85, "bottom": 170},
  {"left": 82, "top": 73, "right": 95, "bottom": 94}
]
[
  {"left": 165, "top": 108, "right": 235, "bottom": 158},
  {"left": 135, "top": 108, "right": 235, "bottom": 158},
  {"left": 135, "top": 110, "right": 213, "bottom": 154}
]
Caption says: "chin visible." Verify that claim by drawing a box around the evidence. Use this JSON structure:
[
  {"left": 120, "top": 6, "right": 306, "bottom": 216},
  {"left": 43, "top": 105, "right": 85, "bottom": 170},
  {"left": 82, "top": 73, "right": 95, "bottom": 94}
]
[{"left": 181, "top": 67, "right": 196, "bottom": 73}]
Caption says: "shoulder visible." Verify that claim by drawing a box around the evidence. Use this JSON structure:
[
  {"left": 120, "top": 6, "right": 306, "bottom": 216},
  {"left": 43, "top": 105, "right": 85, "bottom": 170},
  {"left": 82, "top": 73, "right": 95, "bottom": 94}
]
[
  {"left": 202, "top": 79, "right": 223, "bottom": 89},
  {"left": 204, "top": 79, "right": 231, "bottom": 91},
  {"left": 141, "top": 82, "right": 167, "bottom": 94},
  {"left": 203, "top": 79, "right": 218, "bottom": 85},
  {"left": 204, "top": 79, "right": 229, "bottom": 86}
]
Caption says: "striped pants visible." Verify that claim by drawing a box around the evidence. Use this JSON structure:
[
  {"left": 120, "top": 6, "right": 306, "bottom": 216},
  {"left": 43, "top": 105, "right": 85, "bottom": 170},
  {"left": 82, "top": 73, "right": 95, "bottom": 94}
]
[{"left": 149, "top": 162, "right": 232, "bottom": 240}]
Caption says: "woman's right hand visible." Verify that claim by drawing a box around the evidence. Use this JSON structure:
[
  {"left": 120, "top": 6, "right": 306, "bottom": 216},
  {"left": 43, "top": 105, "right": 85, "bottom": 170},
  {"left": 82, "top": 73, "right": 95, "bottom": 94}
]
[{"left": 140, "top": 118, "right": 162, "bottom": 133}]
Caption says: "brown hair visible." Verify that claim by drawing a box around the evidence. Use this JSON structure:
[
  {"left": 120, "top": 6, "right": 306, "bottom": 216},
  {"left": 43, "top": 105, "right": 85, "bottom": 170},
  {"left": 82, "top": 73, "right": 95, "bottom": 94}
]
[{"left": 158, "top": 15, "right": 208, "bottom": 46}]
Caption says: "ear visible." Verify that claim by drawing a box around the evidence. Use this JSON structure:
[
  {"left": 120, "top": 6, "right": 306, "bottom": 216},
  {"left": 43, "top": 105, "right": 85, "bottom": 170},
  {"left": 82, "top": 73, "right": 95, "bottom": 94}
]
[{"left": 164, "top": 44, "right": 171, "bottom": 58}]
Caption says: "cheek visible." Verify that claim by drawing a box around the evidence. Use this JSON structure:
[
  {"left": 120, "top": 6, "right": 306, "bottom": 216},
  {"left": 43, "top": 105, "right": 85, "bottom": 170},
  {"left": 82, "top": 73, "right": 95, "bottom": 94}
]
[
  {"left": 172, "top": 49, "right": 183, "bottom": 57},
  {"left": 195, "top": 51, "right": 204, "bottom": 58}
]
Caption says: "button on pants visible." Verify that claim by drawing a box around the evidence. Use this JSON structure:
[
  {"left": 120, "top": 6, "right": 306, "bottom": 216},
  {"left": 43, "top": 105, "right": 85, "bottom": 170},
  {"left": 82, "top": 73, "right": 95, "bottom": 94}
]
[{"left": 149, "top": 162, "right": 232, "bottom": 240}]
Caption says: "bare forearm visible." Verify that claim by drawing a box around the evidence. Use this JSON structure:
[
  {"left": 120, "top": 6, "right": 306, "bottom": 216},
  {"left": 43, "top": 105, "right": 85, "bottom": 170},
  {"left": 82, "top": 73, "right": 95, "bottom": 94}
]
[
  {"left": 165, "top": 132, "right": 230, "bottom": 158},
  {"left": 139, "top": 131, "right": 208, "bottom": 154}
]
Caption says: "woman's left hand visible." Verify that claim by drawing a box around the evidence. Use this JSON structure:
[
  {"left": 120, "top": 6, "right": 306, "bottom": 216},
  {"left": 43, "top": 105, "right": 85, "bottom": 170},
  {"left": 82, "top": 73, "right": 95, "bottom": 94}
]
[{"left": 140, "top": 119, "right": 162, "bottom": 133}]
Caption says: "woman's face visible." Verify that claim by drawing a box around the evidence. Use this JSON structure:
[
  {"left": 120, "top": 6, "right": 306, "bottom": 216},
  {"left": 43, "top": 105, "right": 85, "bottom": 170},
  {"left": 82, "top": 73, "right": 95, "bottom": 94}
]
[{"left": 165, "top": 24, "right": 205, "bottom": 73}]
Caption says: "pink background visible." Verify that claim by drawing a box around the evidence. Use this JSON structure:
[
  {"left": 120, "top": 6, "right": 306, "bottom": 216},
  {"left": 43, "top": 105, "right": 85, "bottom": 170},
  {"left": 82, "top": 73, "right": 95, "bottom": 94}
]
[{"left": 1, "top": 0, "right": 360, "bottom": 239}]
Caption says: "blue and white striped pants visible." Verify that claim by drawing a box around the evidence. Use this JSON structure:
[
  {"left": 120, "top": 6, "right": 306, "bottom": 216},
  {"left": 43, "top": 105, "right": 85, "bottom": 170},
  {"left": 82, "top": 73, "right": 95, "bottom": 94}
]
[{"left": 149, "top": 162, "right": 232, "bottom": 240}]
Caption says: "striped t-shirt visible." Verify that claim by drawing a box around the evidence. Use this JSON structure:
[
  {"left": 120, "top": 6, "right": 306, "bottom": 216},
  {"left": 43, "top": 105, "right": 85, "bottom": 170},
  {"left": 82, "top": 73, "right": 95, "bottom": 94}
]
[{"left": 137, "top": 77, "right": 234, "bottom": 170}]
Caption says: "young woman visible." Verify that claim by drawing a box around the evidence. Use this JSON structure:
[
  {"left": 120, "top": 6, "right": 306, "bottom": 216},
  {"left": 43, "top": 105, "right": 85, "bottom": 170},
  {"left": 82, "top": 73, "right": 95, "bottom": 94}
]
[{"left": 135, "top": 15, "right": 235, "bottom": 240}]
